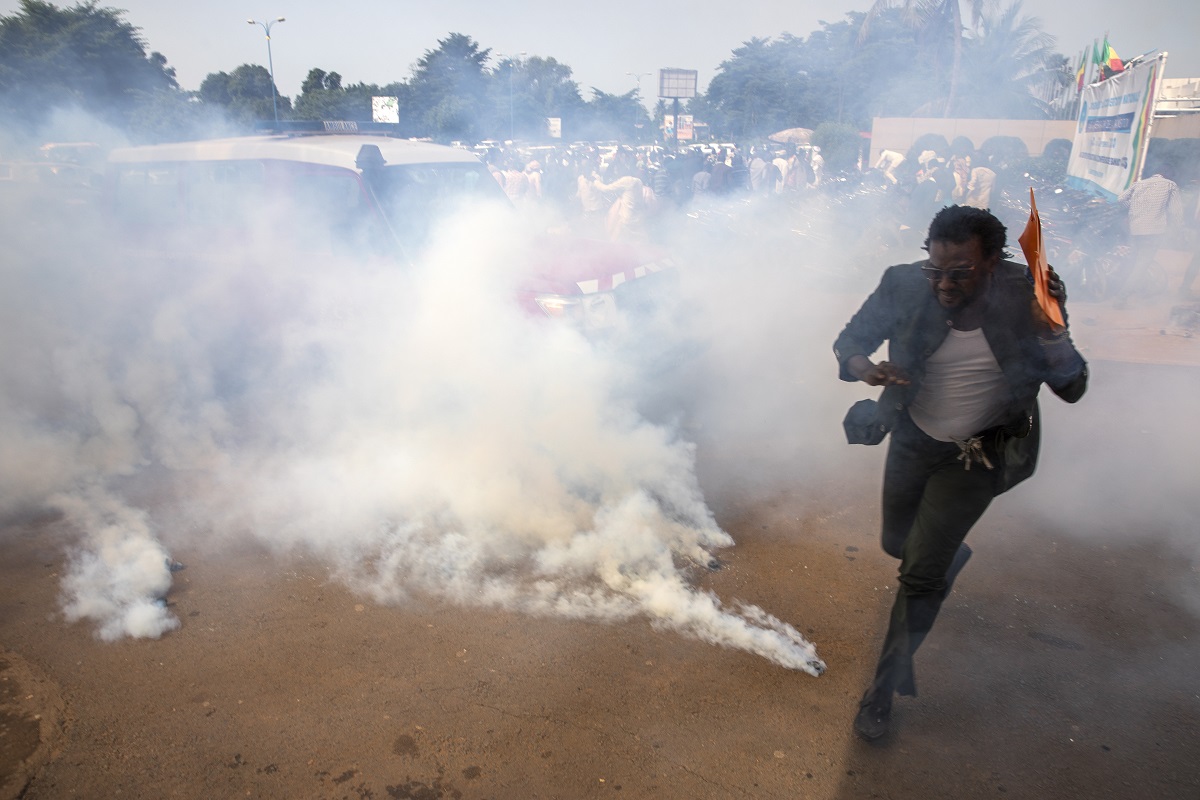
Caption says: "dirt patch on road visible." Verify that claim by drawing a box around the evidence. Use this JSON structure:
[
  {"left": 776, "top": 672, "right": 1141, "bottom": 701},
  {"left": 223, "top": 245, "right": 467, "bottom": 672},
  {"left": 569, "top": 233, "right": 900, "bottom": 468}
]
[{"left": 0, "top": 651, "right": 64, "bottom": 800}]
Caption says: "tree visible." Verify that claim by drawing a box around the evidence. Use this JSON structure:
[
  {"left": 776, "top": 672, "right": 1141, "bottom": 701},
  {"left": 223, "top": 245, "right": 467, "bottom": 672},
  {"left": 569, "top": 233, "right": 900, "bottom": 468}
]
[
  {"left": 812, "top": 121, "right": 864, "bottom": 172},
  {"left": 808, "top": 12, "right": 937, "bottom": 125},
  {"left": 0, "top": 0, "right": 179, "bottom": 131},
  {"left": 696, "top": 14, "right": 935, "bottom": 139},
  {"left": 487, "top": 55, "right": 586, "bottom": 142},
  {"left": 954, "top": 2, "right": 1065, "bottom": 118},
  {"left": 125, "top": 88, "right": 234, "bottom": 144},
  {"left": 292, "top": 67, "right": 385, "bottom": 123},
  {"left": 859, "top": 0, "right": 993, "bottom": 116},
  {"left": 576, "top": 88, "right": 645, "bottom": 142},
  {"left": 198, "top": 64, "right": 291, "bottom": 130},
  {"left": 301, "top": 68, "right": 341, "bottom": 95},
  {"left": 406, "top": 33, "right": 490, "bottom": 141},
  {"left": 704, "top": 36, "right": 811, "bottom": 140}
]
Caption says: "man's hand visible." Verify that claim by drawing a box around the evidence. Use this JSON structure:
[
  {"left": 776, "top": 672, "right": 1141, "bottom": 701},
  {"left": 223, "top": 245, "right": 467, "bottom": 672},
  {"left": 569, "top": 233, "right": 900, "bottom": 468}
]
[
  {"left": 1032, "top": 265, "right": 1068, "bottom": 335},
  {"left": 1047, "top": 266, "right": 1067, "bottom": 304},
  {"left": 848, "top": 355, "right": 910, "bottom": 386}
]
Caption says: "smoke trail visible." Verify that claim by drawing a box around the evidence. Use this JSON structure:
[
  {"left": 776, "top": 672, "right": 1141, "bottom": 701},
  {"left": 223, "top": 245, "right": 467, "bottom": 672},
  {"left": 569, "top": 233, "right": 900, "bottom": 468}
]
[{"left": 1, "top": 188, "right": 825, "bottom": 675}]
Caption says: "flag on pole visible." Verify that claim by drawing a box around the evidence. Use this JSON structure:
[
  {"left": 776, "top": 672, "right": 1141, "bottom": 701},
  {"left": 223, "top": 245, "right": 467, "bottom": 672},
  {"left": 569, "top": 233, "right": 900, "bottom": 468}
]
[
  {"left": 1018, "top": 188, "right": 1066, "bottom": 331},
  {"left": 1102, "top": 38, "right": 1124, "bottom": 76},
  {"left": 1075, "top": 51, "right": 1087, "bottom": 92}
]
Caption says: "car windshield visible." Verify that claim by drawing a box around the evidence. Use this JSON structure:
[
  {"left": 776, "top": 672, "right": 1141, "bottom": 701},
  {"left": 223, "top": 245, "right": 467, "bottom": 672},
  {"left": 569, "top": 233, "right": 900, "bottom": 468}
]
[{"left": 366, "top": 162, "right": 506, "bottom": 252}]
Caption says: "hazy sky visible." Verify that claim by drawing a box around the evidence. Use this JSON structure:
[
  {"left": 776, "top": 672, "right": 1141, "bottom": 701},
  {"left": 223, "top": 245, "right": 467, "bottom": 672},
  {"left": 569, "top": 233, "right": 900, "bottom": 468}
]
[{"left": 4, "top": 0, "right": 1198, "bottom": 103}]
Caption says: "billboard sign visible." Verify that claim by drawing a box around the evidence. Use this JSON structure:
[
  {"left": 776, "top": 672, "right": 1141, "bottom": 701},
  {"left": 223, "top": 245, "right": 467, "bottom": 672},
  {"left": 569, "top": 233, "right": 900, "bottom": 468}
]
[
  {"left": 677, "top": 115, "right": 694, "bottom": 141},
  {"left": 1066, "top": 54, "right": 1164, "bottom": 199},
  {"left": 372, "top": 96, "right": 399, "bottom": 124},
  {"left": 658, "top": 69, "right": 697, "bottom": 99}
]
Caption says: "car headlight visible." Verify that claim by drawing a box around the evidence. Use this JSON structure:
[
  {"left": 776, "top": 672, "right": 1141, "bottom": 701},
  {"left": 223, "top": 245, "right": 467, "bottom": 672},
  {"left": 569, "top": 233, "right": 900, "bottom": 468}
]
[{"left": 534, "top": 292, "right": 619, "bottom": 329}]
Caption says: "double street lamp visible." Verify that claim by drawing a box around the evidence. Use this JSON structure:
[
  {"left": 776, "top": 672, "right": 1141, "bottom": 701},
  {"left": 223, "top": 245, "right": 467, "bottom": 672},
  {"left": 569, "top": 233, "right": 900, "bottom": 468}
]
[
  {"left": 498, "top": 51, "right": 526, "bottom": 142},
  {"left": 626, "top": 71, "right": 651, "bottom": 129},
  {"left": 626, "top": 71, "right": 651, "bottom": 97},
  {"left": 247, "top": 17, "right": 286, "bottom": 129}
]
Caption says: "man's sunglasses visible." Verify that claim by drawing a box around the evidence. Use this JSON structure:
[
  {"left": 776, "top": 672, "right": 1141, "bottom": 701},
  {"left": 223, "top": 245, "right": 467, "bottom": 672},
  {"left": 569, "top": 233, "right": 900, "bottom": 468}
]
[{"left": 921, "top": 264, "right": 976, "bottom": 283}]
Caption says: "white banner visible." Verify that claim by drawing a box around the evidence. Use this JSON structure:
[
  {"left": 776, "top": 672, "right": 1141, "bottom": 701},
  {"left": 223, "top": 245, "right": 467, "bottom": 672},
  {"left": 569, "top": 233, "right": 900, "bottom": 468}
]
[{"left": 1066, "top": 53, "right": 1164, "bottom": 200}]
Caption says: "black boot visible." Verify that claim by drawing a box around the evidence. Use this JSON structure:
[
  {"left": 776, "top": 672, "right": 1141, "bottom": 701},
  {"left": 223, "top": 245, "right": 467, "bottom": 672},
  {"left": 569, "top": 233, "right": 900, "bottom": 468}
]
[{"left": 854, "top": 689, "right": 893, "bottom": 741}]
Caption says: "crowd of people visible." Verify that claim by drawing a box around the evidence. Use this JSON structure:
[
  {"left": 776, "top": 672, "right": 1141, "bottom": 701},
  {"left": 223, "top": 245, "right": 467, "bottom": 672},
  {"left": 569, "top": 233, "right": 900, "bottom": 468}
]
[
  {"left": 871, "top": 144, "right": 997, "bottom": 232},
  {"left": 477, "top": 136, "right": 1200, "bottom": 307},
  {"left": 477, "top": 140, "right": 829, "bottom": 244}
]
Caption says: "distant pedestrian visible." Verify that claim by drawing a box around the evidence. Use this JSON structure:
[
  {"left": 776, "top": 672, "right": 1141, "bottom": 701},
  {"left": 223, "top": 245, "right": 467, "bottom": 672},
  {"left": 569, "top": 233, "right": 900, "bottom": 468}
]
[
  {"left": 1115, "top": 170, "right": 1183, "bottom": 307},
  {"left": 709, "top": 149, "right": 732, "bottom": 194},
  {"left": 772, "top": 151, "right": 790, "bottom": 193},
  {"left": 593, "top": 164, "right": 651, "bottom": 242},
  {"left": 962, "top": 164, "right": 996, "bottom": 210},
  {"left": 809, "top": 147, "right": 824, "bottom": 187},
  {"left": 874, "top": 150, "right": 905, "bottom": 184}
]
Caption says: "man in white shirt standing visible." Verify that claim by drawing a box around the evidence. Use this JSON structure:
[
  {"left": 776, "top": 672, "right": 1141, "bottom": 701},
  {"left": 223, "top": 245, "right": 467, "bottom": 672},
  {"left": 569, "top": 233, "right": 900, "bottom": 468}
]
[{"left": 1115, "top": 170, "right": 1183, "bottom": 307}]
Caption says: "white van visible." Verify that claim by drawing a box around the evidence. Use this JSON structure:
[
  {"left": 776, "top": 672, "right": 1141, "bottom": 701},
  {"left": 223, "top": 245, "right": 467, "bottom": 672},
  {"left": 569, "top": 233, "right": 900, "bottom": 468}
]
[{"left": 105, "top": 133, "right": 675, "bottom": 328}]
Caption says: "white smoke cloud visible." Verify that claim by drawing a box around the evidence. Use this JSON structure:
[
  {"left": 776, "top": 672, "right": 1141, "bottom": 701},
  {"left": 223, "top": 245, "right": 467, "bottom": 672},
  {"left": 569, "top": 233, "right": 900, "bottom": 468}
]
[
  {"left": 54, "top": 485, "right": 178, "bottom": 641},
  {"left": 0, "top": 182, "right": 825, "bottom": 675}
]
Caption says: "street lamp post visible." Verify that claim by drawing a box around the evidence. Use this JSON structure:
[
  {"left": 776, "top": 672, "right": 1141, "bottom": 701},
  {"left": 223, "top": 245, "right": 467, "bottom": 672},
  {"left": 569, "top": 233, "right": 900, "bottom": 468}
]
[
  {"left": 626, "top": 71, "right": 650, "bottom": 97},
  {"left": 626, "top": 71, "right": 651, "bottom": 132},
  {"left": 247, "top": 17, "right": 286, "bottom": 129},
  {"left": 499, "top": 51, "right": 526, "bottom": 142}
]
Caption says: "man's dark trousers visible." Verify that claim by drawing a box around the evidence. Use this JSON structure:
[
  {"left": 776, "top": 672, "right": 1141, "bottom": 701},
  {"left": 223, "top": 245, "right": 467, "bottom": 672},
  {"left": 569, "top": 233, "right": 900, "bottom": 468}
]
[{"left": 863, "top": 412, "right": 996, "bottom": 706}]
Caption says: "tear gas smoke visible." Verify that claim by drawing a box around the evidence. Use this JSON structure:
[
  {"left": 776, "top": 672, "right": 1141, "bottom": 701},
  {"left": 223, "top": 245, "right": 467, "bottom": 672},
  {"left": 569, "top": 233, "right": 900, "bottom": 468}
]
[
  {"left": 0, "top": 186, "right": 827, "bottom": 674},
  {"left": 6, "top": 129, "right": 1197, "bottom": 677}
]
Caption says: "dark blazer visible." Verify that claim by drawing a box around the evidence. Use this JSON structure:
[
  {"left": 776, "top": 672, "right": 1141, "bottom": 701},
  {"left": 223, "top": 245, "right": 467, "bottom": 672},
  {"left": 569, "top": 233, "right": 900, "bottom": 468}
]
[{"left": 834, "top": 259, "right": 1089, "bottom": 492}]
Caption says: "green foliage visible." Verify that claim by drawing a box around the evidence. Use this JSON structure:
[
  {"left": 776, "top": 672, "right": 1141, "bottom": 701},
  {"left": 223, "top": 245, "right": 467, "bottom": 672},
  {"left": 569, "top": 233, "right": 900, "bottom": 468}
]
[
  {"left": 953, "top": 1, "right": 1064, "bottom": 118},
  {"left": 198, "top": 64, "right": 290, "bottom": 131},
  {"left": 3, "top": 0, "right": 1140, "bottom": 153},
  {"left": 486, "top": 56, "right": 587, "bottom": 142},
  {"left": 301, "top": 68, "right": 341, "bottom": 95},
  {"left": 292, "top": 68, "right": 384, "bottom": 124},
  {"left": 575, "top": 88, "right": 644, "bottom": 143},
  {"left": 124, "top": 88, "right": 234, "bottom": 144},
  {"left": 978, "top": 135, "right": 1029, "bottom": 169},
  {"left": 698, "top": 11, "right": 940, "bottom": 139},
  {"left": 0, "top": 0, "right": 179, "bottom": 131},
  {"left": 860, "top": 0, "right": 990, "bottom": 116},
  {"left": 406, "top": 33, "right": 490, "bottom": 141},
  {"left": 704, "top": 36, "right": 807, "bottom": 139},
  {"left": 812, "top": 122, "right": 864, "bottom": 172}
]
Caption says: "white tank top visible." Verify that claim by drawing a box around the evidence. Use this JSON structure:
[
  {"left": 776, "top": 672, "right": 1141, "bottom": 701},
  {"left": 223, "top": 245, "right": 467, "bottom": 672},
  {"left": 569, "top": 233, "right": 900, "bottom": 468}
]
[{"left": 908, "top": 327, "right": 1008, "bottom": 442}]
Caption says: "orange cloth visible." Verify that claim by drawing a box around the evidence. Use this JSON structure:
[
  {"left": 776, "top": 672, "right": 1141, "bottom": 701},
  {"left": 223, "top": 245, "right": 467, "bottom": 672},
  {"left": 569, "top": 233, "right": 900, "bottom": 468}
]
[{"left": 1017, "top": 188, "right": 1066, "bottom": 331}]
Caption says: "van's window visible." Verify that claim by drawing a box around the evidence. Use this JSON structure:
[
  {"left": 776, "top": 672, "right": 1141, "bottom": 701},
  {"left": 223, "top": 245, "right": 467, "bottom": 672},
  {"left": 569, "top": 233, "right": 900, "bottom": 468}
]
[
  {"left": 187, "top": 161, "right": 266, "bottom": 226},
  {"left": 105, "top": 146, "right": 507, "bottom": 259},
  {"left": 115, "top": 164, "right": 180, "bottom": 225},
  {"left": 288, "top": 167, "right": 369, "bottom": 253}
]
